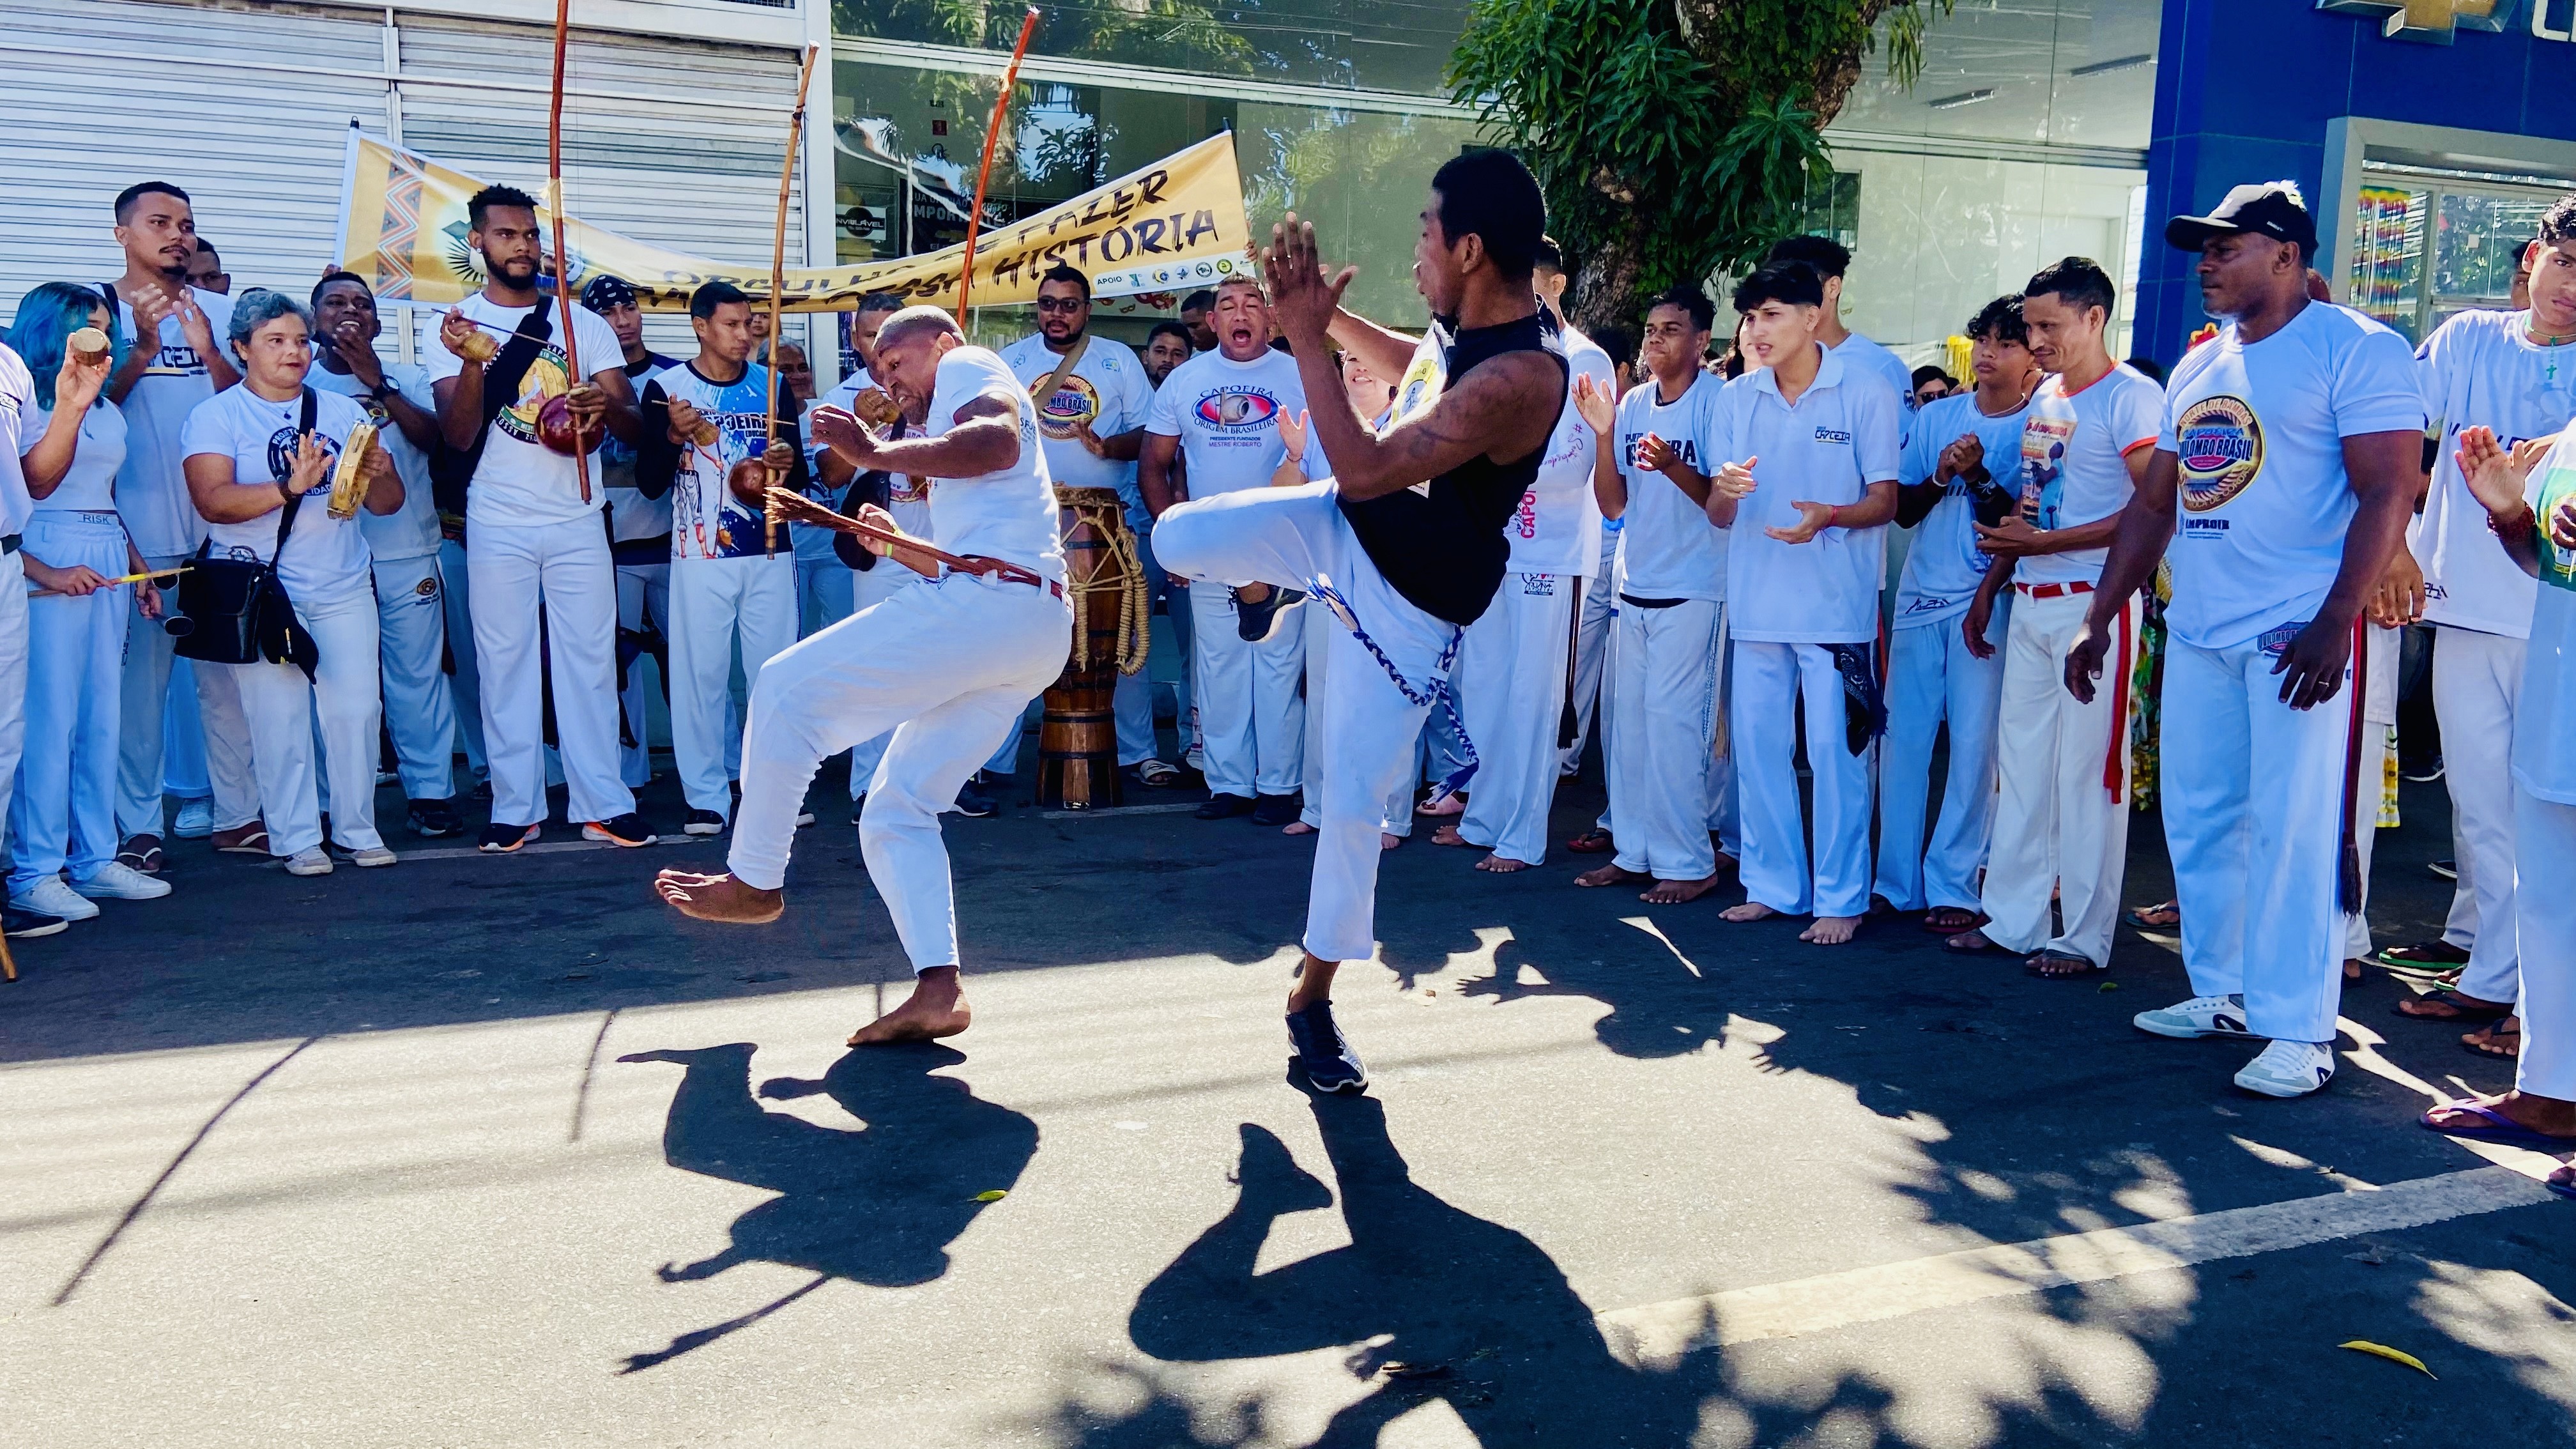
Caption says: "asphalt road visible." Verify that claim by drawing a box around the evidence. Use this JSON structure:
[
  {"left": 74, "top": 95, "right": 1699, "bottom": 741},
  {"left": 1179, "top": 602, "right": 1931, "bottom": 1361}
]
[{"left": 3, "top": 749, "right": 2570, "bottom": 1448}]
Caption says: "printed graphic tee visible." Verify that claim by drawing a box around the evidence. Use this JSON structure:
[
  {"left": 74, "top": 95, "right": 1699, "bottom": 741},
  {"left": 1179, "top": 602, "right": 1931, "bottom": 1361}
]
[
  {"left": 178, "top": 382, "right": 376, "bottom": 605},
  {"left": 1510, "top": 324, "right": 1612, "bottom": 578},
  {"left": 107, "top": 284, "right": 236, "bottom": 557},
  {"left": 638, "top": 360, "right": 803, "bottom": 563},
  {"left": 1608, "top": 371, "right": 1727, "bottom": 603},
  {"left": 1144, "top": 347, "right": 1326, "bottom": 497},
  {"left": 997, "top": 332, "right": 1155, "bottom": 528},
  {"left": 2014, "top": 363, "right": 2163, "bottom": 588},
  {"left": 422, "top": 293, "right": 624, "bottom": 529}
]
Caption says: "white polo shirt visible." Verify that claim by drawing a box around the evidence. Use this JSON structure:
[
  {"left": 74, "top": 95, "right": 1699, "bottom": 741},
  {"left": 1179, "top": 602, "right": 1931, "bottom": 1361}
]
[
  {"left": 1714, "top": 343, "right": 1903, "bottom": 644},
  {"left": 2014, "top": 362, "right": 2164, "bottom": 588},
  {"left": 2411, "top": 307, "right": 2576, "bottom": 640},
  {"left": 1609, "top": 371, "right": 1726, "bottom": 602}
]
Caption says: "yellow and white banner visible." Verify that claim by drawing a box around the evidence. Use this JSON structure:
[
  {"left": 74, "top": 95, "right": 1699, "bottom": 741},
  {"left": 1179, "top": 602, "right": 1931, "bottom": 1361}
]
[{"left": 334, "top": 129, "right": 1254, "bottom": 314}]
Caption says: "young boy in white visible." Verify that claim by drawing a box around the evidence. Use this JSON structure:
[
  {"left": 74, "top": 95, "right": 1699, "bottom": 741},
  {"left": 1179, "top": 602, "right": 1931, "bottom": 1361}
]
[
  {"left": 1709, "top": 262, "right": 1903, "bottom": 946},
  {"left": 634, "top": 282, "right": 804, "bottom": 835},
  {"left": 1872, "top": 295, "right": 2037, "bottom": 929},
  {"left": 1570, "top": 289, "right": 1731, "bottom": 902},
  {"left": 2418, "top": 424, "right": 2576, "bottom": 1190},
  {"left": 2385, "top": 199, "right": 2576, "bottom": 1032},
  {"left": 2073, "top": 183, "right": 2423, "bottom": 1098},
  {"left": 657, "top": 307, "right": 1070, "bottom": 1048},
  {"left": 998, "top": 264, "right": 1170, "bottom": 783},
  {"left": 1142, "top": 278, "right": 1328, "bottom": 823},
  {"left": 425, "top": 185, "right": 652, "bottom": 852},
  {"left": 1441, "top": 314, "right": 1610, "bottom": 870},
  {"left": 1947, "top": 262, "right": 2164, "bottom": 974}
]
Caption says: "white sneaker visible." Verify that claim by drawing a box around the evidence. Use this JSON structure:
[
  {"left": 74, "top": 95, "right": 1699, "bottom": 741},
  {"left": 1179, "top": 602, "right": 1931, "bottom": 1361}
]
[
  {"left": 284, "top": 847, "right": 334, "bottom": 877},
  {"left": 72, "top": 862, "right": 174, "bottom": 900},
  {"left": 12, "top": 877, "right": 100, "bottom": 922},
  {"left": 347, "top": 845, "right": 398, "bottom": 868},
  {"left": 2235, "top": 1039, "right": 2336, "bottom": 1098},
  {"left": 2132, "top": 993, "right": 2257, "bottom": 1040},
  {"left": 172, "top": 799, "right": 215, "bottom": 839}
]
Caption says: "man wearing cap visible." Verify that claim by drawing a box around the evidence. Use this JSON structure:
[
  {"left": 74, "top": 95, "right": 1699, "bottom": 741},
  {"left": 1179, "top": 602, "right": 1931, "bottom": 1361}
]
[
  {"left": 2069, "top": 182, "right": 2423, "bottom": 1098},
  {"left": 583, "top": 274, "right": 683, "bottom": 792}
]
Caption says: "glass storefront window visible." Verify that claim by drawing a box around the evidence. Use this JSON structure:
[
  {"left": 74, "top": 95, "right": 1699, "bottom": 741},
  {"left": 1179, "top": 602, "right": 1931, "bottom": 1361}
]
[
  {"left": 2348, "top": 173, "right": 2560, "bottom": 342},
  {"left": 1832, "top": 0, "right": 2160, "bottom": 151}
]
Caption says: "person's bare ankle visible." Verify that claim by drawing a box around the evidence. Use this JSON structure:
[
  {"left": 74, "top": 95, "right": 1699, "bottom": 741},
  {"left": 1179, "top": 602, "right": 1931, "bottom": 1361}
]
[{"left": 1285, "top": 953, "right": 1337, "bottom": 1012}]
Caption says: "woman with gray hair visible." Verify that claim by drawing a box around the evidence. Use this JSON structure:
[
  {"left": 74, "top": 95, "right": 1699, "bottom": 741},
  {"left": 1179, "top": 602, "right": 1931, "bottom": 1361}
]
[{"left": 178, "top": 288, "right": 407, "bottom": 875}]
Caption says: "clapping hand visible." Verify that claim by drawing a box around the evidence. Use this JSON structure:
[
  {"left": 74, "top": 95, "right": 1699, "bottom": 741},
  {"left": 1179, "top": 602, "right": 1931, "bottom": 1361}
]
[
  {"left": 1637, "top": 432, "right": 1685, "bottom": 475},
  {"left": 1937, "top": 434, "right": 1983, "bottom": 484},
  {"left": 1765, "top": 498, "right": 1836, "bottom": 544},
  {"left": 170, "top": 288, "right": 217, "bottom": 358},
  {"left": 1571, "top": 372, "right": 1616, "bottom": 434},
  {"left": 1711, "top": 455, "right": 1758, "bottom": 501},
  {"left": 2455, "top": 425, "right": 2533, "bottom": 518},
  {"left": 1279, "top": 408, "right": 1308, "bottom": 464},
  {"left": 127, "top": 282, "right": 178, "bottom": 344}
]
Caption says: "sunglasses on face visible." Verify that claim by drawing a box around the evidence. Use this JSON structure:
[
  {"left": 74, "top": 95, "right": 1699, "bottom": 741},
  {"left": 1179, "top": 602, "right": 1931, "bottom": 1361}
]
[{"left": 1035, "top": 296, "right": 1085, "bottom": 313}]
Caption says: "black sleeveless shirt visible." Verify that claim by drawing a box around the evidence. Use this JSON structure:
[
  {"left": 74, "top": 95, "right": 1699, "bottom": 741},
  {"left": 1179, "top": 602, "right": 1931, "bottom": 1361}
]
[{"left": 1337, "top": 311, "right": 1568, "bottom": 627}]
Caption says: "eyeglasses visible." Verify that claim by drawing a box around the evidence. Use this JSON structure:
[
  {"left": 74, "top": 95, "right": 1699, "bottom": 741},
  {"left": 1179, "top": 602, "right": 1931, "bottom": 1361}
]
[{"left": 1034, "top": 296, "right": 1085, "bottom": 313}]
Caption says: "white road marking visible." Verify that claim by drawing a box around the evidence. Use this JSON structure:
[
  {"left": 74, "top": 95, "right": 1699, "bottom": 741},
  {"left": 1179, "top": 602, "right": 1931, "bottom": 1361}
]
[
  {"left": 398, "top": 837, "right": 719, "bottom": 862},
  {"left": 1039, "top": 801, "right": 1206, "bottom": 820}
]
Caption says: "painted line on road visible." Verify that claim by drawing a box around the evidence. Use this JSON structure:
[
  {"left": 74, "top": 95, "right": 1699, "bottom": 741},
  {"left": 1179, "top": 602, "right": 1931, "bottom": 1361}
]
[
  {"left": 397, "top": 837, "right": 720, "bottom": 862},
  {"left": 1038, "top": 801, "right": 1206, "bottom": 820},
  {"left": 1600, "top": 1165, "right": 2557, "bottom": 1358}
]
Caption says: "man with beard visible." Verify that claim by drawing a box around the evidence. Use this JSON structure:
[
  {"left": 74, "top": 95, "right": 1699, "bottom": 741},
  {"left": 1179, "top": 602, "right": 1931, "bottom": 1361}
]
[
  {"left": 1143, "top": 321, "right": 1193, "bottom": 388},
  {"left": 581, "top": 274, "right": 682, "bottom": 792},
  {"left": 427, "top": 185, "right": 654, "bottom": 853},
  {"left": 185, "top": 238, "right": 229, "bottom": 296}
]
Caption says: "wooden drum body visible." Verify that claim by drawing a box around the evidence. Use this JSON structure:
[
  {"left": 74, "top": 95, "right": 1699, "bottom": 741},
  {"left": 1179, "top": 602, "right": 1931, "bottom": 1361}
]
[{"left": 1036, "top": 486, "right": 1147, "bottom": 809}]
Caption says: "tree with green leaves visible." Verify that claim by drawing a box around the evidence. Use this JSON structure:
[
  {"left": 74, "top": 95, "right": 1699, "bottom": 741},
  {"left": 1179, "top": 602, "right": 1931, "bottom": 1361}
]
[{"left": 1449, "top": 0, "right": 1951, "bottom": 335}]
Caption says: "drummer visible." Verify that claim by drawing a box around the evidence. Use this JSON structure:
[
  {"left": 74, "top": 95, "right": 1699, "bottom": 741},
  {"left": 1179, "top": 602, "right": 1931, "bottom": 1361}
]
[{"left": 997, "top": 266, "right": 1177, "bottom": 790}]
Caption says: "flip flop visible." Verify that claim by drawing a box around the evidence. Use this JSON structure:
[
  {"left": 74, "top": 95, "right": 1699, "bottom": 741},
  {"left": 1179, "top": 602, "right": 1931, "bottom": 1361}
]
[
  {"left": 2464, "top": 1018, "right": 2522, "bottom": 1061},
  {"left": 1566, "top": 828, "right": 1614, "bottom": 855},
  {"left": 1922, "top": 909, "right": 1986, "bottom": 934},
  {"left": 2025, "top": 949, "right": 2104, "bottom": 979},
  {"left": 1943, "top": 930, "right": 2002, "bottom": 953},
  {"left": 2419, "top": 1101, "right": 2576, "bottom": 1154},
  {"left": 2124, "top": 901, "right": 2181, "bottom": 929},
  {"left": 2393, "top": 988, "right": 2513, "bottom": 1024}
]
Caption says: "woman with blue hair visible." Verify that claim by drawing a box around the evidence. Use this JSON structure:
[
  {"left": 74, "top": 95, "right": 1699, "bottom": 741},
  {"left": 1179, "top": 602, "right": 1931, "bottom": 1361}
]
[{"left": 6, "top": 282, "right": 172, "bottom": 926}]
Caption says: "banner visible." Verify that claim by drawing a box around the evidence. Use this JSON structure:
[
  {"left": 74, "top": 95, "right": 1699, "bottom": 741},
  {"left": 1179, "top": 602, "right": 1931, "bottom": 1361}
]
[{"left": 335, "top": 129, "right": 1254, "bottom": 314}]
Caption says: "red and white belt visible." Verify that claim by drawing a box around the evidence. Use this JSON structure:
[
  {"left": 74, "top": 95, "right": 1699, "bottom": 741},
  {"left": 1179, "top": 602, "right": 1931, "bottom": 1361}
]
[
  {"left": 2013, "top": 579, "right": 2094, "bottom": 600},
  {"left": 947, "top": 554, "right": 1064, "bottom": 599}
]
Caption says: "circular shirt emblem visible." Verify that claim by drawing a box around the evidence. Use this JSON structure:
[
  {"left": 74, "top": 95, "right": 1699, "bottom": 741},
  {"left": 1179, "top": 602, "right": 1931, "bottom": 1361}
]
[
  {"left": 494, "top": 346, "right": 574, "bottom": 445},
  {"left": 1195, "top": 387, "right": 1278, "bottom": 429},
  {"left": 2174, "top": 395, "right": 2262, "bottom": 512},
  {"left": 266, "top": 424, "right": 342, "bottom": 483},
  {"left": 415, "top": 576, "right": 440, "bottom": 597},
  {"left": 1030, "top": 373, "right": 1100, "bottom": 439}
]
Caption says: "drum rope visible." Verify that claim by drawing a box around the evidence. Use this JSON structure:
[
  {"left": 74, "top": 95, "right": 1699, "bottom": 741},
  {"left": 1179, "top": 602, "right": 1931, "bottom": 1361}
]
[{"left": 1060, "top": 497, "right": 1151, "bottom": 677}]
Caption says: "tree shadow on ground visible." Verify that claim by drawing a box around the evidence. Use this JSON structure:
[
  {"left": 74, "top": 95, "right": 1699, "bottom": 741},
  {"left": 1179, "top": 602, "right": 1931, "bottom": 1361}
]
[{"left": 612, "top": 1041, "right": 1034, "bottom": 1372}]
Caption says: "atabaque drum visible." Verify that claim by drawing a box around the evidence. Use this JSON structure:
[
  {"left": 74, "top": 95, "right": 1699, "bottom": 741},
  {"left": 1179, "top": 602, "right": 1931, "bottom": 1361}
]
[{"left": 1036, "top": 486, "right": 1149, "bottom": 809}]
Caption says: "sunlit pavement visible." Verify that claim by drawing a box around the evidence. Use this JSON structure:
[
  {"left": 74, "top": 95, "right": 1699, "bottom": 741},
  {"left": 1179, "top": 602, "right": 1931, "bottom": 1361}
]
[{"left": 3, "top": 766, "right": 2569, "bottom": 1447}]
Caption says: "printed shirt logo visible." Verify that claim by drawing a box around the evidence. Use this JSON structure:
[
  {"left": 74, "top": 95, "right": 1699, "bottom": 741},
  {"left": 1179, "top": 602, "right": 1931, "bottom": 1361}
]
[
  {"left": 1813, "top": 426, "right": 1851, "bottom": 445},
  {"left": 2020, "top": 413, "right": 2074, "bottom": 529},
  {"left": 1031, "top": 372, "right": 1101, "bottom": 440},
  {"left": 2174, "top": 394, "right": 2264, "bottom": 512},
  {"left": 1195, "top": 386, "right": 1280, "bottom": 431},
  {"left": 494, "top": 344, "right": 574, "bottom": 447},
  {"left": 2538, "top": 457, "right": 2576, "bottom": 593},
  {"left": 266, "top": 423, "right": 341, "bottom": 483},
  {"left": 1386, "top": 354, "right": 1445, "bottom": 433}
]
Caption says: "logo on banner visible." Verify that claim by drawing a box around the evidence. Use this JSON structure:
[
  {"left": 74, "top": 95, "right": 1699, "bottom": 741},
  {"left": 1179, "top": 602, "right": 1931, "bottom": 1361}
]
[
  {"left": 1195, "top": 387, "right": 1278, "bottom": 430},
  {"left": 2174, "top": 395, "right": 2265, "bottom": 512}
]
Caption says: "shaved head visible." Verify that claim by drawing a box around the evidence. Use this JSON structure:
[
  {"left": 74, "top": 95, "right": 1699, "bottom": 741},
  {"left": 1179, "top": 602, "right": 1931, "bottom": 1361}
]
[{"left": 876, "top": 305, "right": 963, "bottom": 353}]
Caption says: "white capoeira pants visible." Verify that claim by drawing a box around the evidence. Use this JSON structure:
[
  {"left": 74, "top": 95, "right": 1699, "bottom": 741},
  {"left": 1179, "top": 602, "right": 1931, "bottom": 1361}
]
[
  {"left": 1607, "top": 597, "right": 1722, "bottom": 881},
  {"left": 2513, "top": 786, "right": 2575, "bottom": 1100},
  {"left": 1298, "top": 597, "right": 1414, "bottom": 834},
  {"left": 119, "top": 549, "right": 258, "bottom": 836},
  {"left": 2342, "top": 624, "right": 2400, "bottom": 961},
  {"left": 1158, "top": 482, "right": 1455, "bottom": 963},
  {"left": 615, "top": 560, "right": 670, "bottom": 790},
  {"left": 1873, "top": 608, "right": 2006, "bottom": 914},
  {"left": 230, "top": 586, "right": 385, "bottom": 857},
  {"left": 2433, "top": 625, "right": 2524, "bottom": 1004},
  {"left": 440, "top": 537, "right": 487, "bottom": 779},
  {"left": 372, "top": 553, "right": 457, "bottom": 802},
  {"left": 1980, "top": 590, "right": 2134, "bottom": 965},
  {"left": 729, "top": 572, "right": 1068, "bottom": 970},
  {"left": 466, "top": 518, "right": 635, "bottom": 830},
  {"left": 1188, "top": 578, "right": 1305, "bottom": 798},
  {"left": 669, "top": 554, "right": 798, "bottom": 818},
  {"left": 13, "top": 519, "right": 125, "bottom": 889},
  {"left": 1561, "top": 525, "right": 1621, "bottom": 776},
  {"left": 2161, "top": 631, "right": 2354, "bottom": 1044},
  {"left": 160, "top": 660, "right": 207, "bottom": 798},
  {"left": 1455, "top": 571, "right": 1578, "bottom": 864},
  {"left": 1733, "top": 638, "right": 1874, "bottom": 918},
  {"left": 845, "top": 558, "right": 927, "bottom": 799}
]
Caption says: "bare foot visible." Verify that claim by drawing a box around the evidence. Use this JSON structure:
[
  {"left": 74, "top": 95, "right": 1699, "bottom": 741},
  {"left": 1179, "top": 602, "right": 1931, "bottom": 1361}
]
[
  {"left": 848, "top": 967, "right": 970, "bottom": 1045},
  {"left": 1641, "top": 873, "right": 1724, "bottom": 905},
  {"left": 1475, "top": 854, "right": 1533, "bottom": 873},
  {"left": 656, "top": 870, "right": 783, "bottom": 924},
  {"left": 1381, "top": 832, "right": 1402, "bottom": 851},
  {"left": 1575, "top": 862, "right": 1650, "bottom": 889},
  {"left": 1800, "top": 914, "right": 1862, "bottom": 945},
  {"left": 1430, "top": 824, "right": 1478, "bottom": 848},
  {"left": 2026, "top": 949, "right": 2103, "bottom": 977},
  {"left": 1416, "top": 793, "right": 1465, "bottom": 818},
  {"left": 1719, "top": 901, "right": 1778, "bottom": 924},
  {"left": 1943, "top": 928, "right": 2001, "bottom": 953},
  {"left": 1281, "top": 821, "right": 1316, "bottom": 836}
]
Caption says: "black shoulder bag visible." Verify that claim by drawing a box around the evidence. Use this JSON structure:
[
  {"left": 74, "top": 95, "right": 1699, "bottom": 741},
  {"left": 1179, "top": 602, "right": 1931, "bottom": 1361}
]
[
  {"left": 429, "top": 306, "right": 555, "bottom": 518},
  {"left": 168, "top": 387, "right": 323, "bottom": 679}
]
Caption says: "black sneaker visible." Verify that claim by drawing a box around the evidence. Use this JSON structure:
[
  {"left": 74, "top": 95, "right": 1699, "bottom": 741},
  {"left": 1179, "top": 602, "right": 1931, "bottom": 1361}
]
[
  {"left": 406, "top": 797, "right": 464, "bottom": 838},
  {"left": 1250, "top": 792, "right": 1301, "bottom": 827},
  {"left": 1285, "top": 1001, "right": 1367, "bottom": 1093},
  {"left": 4, "top": 903, "right": 70, "bottom": 939},
  {"left": 683, "top": 809, "right": 727, "bottom": 837},
  {"left": 2374, "top": 939, "right": 2471, "bottom": 977},
  {"left": 1195, "top": 792, "right": 1255, "bottom": 820},
  {"left": 2428, "top": 857, "right": 2458, "bottom": 882},
  {"left": 583, "top": 813, "right": 658, "bottom": 847},
  {"left": 954, "top": 778, "right": 999, "bottom": 818},
  {"left": 1234, "top": 585, "right": 1306, "bottom": 643},
  {"left": 479, "top": 822, "right": 539, "bottom": 854}
]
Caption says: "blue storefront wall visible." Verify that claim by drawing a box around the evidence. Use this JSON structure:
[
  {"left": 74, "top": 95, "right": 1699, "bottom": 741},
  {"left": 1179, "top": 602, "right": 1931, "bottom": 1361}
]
[{"left": 2139, "top": 0, "right": 2576, "bottom": 360}]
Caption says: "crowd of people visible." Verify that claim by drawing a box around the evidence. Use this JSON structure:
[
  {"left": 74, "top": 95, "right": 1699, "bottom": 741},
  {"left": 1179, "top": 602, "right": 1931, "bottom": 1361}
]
[{"left": 0, "top": 167, "right": 2567, "bottom": 1188}]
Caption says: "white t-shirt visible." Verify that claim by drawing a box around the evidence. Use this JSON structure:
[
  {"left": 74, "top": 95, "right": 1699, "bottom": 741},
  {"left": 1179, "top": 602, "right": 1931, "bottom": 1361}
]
[
  {"left": 997, "top": 332, "right": 1156, "bottom": 527},
  {"left": 24, "top": 399, "right": 129, "bottom": 514},
  {"left": 1713, "top": 344, "right": 1903, "bottom": 644},
  {"left": 1836, "top": 330, "right": 1917, "bottom": 447},
  {"left": 0, "top": 343, "right": 34, "bottom": 536},
  {"left": 108, "top": 285, "right": 235, "bottom": 557},
  {"left": 1893, "top": 388, "right": 2030, "bottom": 629},
  {"left": 2159, "top": 302, "right": 2425, "bottom": 652},
  {"left": 604, "top": 351, "right": 680, "bottom": 551},
  {"left": 1144, "top": 348, "right": 1327, "bottom": 497},
  {"left": 1608, "top": 372, "right": 1726, "bottom": 602},
  {"left": 2015, "top": 363, "right": 2164, "bottom": 588},
  {"left": 1510, "top": 325, "right": 1611, "bottom": 576},
  {"left": 922, "top": 345, "right": 1064, "bottom": 581},
  {"left": 420, "top": 292, "right": 625, "bottom": 530},
  {"left": 2514, "top": 434, "right": 2576, "bottom": 803},
  {"left": 179, "top": 383, "right": 377, "bottom": 606},
  {"left": 309, "top": 361, "right": 441, "bottom": 562},
  {"left": 2411, "top": 308, "right": 2576, "bottom": 640}
]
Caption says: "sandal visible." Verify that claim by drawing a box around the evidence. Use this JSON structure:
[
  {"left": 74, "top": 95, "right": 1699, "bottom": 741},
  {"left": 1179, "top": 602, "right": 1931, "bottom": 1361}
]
[
  {"left": 1922, "top": 907, "right": 1986, "bottom": 933},
  {"left": 2419, "top": 1100, "right": 2576, "bottom": 1154},
  {"left": 2393, "top": 988, "right": 2513, "bottom": 1024},
  {"left": 2464, "top": 1017, "right": 2521, "bottom": 1060},
  {"left": 2550, "top": 1167, "right": 2575, "bottom": 1202},
  {"left": 1943, "top": 929, "right": 2002, "bottom": 953},
  {"left": 1566, "top": 827, "right": 1614, "bottom": 855},
  {"left": 2124, "top": 901, "right": 2180, "bottom": 930},
  {"left": 2025, "top": 949, "right": 2104, "bottom": 979},
  {"left": 117, "top": 834, "right": 166, "bottom": 874}
]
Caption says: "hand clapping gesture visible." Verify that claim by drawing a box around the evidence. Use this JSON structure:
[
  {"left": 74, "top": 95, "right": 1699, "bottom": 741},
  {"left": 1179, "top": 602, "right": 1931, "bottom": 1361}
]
[
  {"left": 1710, "top": 454, "right": 1758, "bottom": 502},
  {"left": 1936, "top": 434, "right": 1982, "bottom": 484},
  {"left": 1765, "top": 497, "right": 1838, "bottom": 545},
  {"left": 1570, "top": 372, "right": 1616, "bottom": 434}
]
